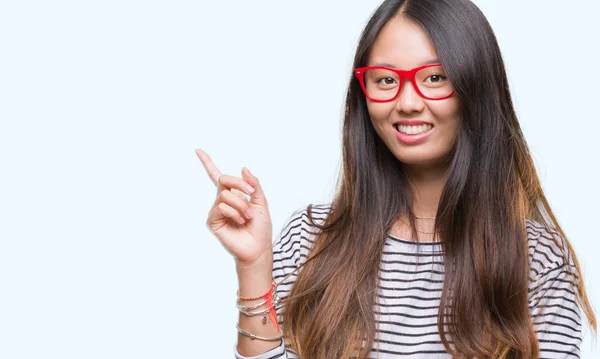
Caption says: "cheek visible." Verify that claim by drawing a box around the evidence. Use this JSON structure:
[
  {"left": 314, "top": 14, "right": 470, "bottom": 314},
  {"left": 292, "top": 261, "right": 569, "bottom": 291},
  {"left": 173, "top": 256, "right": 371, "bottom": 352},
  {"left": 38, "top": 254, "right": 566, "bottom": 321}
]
[
  {"left": 366, "top": 103, "right": 394, "bottom": 128},
  {"left": 429, "top": 98, "right": 461, "bottom": 133}
]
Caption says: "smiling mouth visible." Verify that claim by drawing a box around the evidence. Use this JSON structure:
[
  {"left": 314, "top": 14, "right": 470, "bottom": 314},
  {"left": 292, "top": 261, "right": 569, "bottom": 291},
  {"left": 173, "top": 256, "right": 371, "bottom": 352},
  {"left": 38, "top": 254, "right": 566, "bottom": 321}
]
[{"left": 394, "top": 123, "right": 434, "bottom": 135}]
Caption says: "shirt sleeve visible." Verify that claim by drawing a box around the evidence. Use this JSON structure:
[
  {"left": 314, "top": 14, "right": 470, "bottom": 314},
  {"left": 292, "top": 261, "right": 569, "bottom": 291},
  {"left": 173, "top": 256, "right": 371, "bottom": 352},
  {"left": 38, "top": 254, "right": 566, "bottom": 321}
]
[
  {"left": 528, "top": 227, "right": 583, "bottom": 359},
  {"left": 234, "top": 206, "right": 312, "bottom": 359},
  {"left": 233, "top": 339, "right": 288, "bottom": 359}
]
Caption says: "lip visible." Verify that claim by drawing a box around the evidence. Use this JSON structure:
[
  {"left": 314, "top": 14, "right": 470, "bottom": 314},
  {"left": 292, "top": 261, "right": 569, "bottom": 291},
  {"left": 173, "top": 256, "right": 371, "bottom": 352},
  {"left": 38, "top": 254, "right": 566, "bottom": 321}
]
[{"left": 393, "top": 124, "right": 434, "bottom": 145}]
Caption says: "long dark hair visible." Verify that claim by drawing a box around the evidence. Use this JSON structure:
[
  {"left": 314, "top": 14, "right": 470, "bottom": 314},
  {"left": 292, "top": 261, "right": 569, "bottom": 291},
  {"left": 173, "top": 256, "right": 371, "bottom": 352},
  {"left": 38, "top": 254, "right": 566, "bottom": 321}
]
[{"left": 280, "top": 0, "right": 597, "bottom": 358}]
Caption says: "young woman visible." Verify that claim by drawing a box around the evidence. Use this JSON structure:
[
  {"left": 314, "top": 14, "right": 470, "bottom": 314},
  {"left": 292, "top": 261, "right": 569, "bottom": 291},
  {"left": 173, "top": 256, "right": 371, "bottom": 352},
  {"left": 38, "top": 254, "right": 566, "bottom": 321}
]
[{"left": 197, "top": 0, "right": 596, "bottom": 357}]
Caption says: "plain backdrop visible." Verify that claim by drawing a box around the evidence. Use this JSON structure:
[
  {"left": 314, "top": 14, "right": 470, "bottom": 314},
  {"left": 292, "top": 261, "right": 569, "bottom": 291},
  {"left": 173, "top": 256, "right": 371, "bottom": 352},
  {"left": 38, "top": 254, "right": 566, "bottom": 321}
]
[{"left": 0, "top": 0, "right": 598, "bottom": 358}]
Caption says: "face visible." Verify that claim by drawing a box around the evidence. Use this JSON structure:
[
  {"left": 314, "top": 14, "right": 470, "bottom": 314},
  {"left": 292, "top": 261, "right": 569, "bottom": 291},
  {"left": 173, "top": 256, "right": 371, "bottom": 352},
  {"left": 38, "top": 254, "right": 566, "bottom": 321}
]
[{"left": 365, "top": 16, "right": 460, "bottom": 169}]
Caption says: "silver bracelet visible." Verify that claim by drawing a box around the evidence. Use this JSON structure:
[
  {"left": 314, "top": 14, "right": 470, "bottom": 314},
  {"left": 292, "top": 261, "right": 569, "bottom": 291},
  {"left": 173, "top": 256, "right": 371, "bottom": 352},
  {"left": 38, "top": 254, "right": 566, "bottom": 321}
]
[
  {"left": 236, "top": 323, "right": 283, "bottom": 341},
  {"left": 236, "top": 297, "right": 268, "bottom": 311},
  {"left": 236, "top": 289, "right": 282, "bottom": 324},
  {"left": 237, "top": 291, "right": 281, "bottom": 315},
  {"left": 237, "top": 302, "right": 274, "bottom": 316}
]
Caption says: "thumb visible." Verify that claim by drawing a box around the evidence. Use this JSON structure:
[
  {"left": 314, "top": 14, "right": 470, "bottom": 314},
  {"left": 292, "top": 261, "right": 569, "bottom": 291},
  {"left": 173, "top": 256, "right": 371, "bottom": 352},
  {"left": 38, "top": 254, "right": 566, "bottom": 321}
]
[{"left": 242, "top": 167, "right": 268, "bottom": 207}]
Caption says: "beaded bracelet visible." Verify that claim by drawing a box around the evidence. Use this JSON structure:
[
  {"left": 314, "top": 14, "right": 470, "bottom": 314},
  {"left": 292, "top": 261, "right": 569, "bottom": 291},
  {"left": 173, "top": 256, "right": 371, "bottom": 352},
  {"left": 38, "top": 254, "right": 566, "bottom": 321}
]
[{"left": 236, "top": 280, "right": 276, "bottom": 301}]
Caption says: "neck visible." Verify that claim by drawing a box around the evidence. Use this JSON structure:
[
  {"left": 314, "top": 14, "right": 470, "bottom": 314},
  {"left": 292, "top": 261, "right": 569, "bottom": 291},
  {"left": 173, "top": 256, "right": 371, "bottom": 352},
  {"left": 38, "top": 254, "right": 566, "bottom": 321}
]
[
  {"left": 390, "top": 162, "right": 449, "bottom": 242},
  {"left": 403, "top": 162, "right": 448, "bottom": 217}
]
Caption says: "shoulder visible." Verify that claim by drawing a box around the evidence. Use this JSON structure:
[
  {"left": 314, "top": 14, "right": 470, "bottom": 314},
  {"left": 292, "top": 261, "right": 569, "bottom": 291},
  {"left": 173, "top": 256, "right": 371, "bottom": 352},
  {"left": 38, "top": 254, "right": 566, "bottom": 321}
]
[
  {"left": 525, "top": 218, "right": 578, "bottom": 287},
  {"left": 271, "top": 203, "right": 332, "bottom": 296},
  {"left": 525, "top": 219, "right": 583, "bottom": 355},
  {"left": 272, "top": 203, "right": 332, "bottom": 266}
]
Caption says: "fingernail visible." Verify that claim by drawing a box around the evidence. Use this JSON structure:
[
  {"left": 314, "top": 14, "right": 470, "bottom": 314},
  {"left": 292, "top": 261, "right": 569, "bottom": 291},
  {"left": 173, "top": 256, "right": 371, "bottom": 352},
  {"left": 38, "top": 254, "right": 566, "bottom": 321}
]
[
  {"left": 245, "top": 209, "right": 253, "bottom": 218},
  {"left": 246, "top": 185, "right": 255, "bottom": 194}
]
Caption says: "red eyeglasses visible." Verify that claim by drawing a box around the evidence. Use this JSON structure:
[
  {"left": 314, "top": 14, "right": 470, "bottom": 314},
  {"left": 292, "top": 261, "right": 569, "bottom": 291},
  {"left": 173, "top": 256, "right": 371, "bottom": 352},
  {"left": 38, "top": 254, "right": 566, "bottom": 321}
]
[{"left": 354, "top": 63, "right": 455, "bottom": 102}]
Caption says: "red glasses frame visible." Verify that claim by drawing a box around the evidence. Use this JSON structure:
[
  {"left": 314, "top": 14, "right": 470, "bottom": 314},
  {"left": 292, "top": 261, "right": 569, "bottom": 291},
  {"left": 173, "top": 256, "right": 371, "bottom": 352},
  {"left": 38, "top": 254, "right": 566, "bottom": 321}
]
[{"left": 354, "top": 63, "right": 454, "bottom": 102}]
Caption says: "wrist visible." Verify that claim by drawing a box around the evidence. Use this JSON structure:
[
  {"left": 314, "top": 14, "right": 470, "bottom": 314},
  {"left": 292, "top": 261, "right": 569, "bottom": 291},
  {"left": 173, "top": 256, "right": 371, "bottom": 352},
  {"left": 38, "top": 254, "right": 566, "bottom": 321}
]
[
  {"left": 236, "top": 252, "right": 273, "bottom": 299},
  {"left": 235, "top": 250, "right": 272, "bottom": 275}
]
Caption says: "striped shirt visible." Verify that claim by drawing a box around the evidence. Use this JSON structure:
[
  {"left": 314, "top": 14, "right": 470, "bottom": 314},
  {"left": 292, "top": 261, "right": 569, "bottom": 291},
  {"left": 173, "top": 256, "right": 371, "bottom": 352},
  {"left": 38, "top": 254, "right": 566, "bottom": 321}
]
[{"left": 235, "top": 203, "right": 582, "bottom": 358}]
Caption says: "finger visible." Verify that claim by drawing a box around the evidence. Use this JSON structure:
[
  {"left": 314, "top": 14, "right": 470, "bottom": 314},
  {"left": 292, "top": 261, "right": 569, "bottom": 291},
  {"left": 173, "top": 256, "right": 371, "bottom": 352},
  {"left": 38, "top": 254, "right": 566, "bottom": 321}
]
[
  {"left": 217, "top": 174, "right": 255, "bottom": 196},
  {"left": 195, "top": 149, "right": 222, "bottom": 187},
  {"left": 241, "top": 167, "right": 268, "bottom": 207},
  {"left": 218, "top": 189, "right": 253, "bottom": 219},
  {"left": 215, "top": 202, "right": 247, "bottom": 225},
  {"left": 231, "top": 188, "right": 250, "bottom": 201}
]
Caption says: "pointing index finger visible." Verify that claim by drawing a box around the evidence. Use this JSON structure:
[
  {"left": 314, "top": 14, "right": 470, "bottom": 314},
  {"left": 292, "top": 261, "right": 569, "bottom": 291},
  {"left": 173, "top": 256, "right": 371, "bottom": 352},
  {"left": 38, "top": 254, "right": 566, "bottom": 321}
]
[{"left": 195, "top": 149, "right": 222, "bottom": 187}]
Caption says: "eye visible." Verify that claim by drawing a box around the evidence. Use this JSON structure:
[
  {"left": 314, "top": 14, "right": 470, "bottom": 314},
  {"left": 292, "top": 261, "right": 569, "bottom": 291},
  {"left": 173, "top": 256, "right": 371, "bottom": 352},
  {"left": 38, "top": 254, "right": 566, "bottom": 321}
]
[
  {"left": 425, "top": 74, "right": 447, "bottom": 83},
  {"left": 375, "top": 77, "right": 396, "bottom": 85},
  {"left": 376, "top": 77, "right": 397, "bottom": 85}
]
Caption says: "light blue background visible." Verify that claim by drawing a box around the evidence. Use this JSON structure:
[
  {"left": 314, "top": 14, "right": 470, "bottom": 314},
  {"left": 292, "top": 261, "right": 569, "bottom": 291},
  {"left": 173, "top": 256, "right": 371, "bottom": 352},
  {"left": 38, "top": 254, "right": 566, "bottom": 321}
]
[{"left": 0, "top": 0, "right": 598, "bottom": 358}]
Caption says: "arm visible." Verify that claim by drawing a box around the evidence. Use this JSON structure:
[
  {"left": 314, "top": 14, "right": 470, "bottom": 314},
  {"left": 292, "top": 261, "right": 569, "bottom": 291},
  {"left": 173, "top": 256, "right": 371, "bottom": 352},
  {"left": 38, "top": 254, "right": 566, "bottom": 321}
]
[
  {"left": 234, "top": 208, "right": 307, "bottom": 359},
  {"left": 235, "top": 258, "right": 287, "bottom": 358},
  {"left": 195, "top": 150, "right": 301, "bottom": 358},
  {"left": 528, "top": 262, "right": 583, "bottom": 358}
]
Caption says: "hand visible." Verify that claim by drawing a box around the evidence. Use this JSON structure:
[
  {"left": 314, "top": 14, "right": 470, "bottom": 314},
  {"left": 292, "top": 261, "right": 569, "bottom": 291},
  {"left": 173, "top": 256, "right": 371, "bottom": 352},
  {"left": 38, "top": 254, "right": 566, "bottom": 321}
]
[{"left": 196, "top": 149, "right": 273, "bottom": 267}]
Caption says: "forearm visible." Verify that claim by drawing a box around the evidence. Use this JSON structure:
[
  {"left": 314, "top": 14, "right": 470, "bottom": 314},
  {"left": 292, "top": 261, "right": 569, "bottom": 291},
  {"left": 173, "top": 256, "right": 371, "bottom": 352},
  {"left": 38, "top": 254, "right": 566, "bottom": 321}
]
[{"left": 235, "top": 258, "right": 282, "bottom": 357}]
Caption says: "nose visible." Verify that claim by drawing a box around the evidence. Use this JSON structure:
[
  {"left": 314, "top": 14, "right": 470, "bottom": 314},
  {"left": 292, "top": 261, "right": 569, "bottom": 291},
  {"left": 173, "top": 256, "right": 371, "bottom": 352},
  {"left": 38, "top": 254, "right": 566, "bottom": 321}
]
[{"left": 395, "top": 78, "right": 425, "bottom": 114}]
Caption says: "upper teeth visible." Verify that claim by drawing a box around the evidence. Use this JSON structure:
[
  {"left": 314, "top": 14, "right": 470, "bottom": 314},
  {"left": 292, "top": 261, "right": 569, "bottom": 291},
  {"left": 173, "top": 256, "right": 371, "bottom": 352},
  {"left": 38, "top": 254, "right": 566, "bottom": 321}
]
[{"left": 396, "top": 124, "right": 433, "bottom": 135}]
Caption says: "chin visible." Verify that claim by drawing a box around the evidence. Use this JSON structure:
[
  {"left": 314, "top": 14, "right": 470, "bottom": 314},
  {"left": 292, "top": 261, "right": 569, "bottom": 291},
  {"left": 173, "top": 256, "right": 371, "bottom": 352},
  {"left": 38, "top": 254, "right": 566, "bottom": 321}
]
[{"left": 394, "top": 152, "right": 447, "bottom": 168}]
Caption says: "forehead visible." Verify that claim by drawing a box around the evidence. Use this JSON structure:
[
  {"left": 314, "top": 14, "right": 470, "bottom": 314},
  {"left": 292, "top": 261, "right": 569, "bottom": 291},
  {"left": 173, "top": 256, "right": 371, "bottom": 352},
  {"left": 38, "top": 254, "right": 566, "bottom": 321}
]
[{"left": 368, "top": 16, "right": 439, "bottom": 69}]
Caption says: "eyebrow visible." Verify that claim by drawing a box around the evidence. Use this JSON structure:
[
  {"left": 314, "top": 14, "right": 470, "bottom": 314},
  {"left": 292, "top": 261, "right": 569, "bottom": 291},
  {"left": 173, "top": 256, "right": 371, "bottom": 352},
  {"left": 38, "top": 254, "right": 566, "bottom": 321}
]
[{"left": 372, "top": 58, "right": 440, "bottom": 67}]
